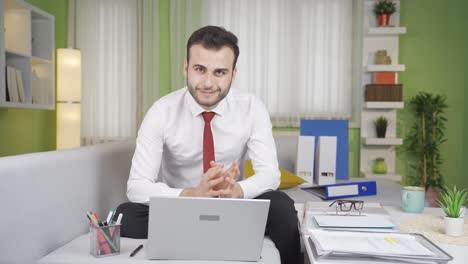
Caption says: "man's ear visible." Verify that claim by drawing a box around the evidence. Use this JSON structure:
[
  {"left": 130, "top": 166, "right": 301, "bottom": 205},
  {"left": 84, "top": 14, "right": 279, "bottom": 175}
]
[{"left": 183, "top": 59, "right": 188, "bottom": 78}]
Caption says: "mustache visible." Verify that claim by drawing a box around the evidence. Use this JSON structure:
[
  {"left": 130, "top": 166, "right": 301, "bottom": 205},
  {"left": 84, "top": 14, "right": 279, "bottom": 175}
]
[{"left": 196, "top": 87, "right": 220, "bottom": 92}]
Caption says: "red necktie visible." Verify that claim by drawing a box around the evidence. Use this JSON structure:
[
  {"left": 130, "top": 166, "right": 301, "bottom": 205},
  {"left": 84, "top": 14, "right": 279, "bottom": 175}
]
[{"left": 202, "top": 112, "right": 216, "bottom": 173}]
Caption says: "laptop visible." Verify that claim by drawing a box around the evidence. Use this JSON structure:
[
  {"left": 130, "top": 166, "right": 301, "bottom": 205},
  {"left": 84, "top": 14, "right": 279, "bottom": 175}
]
[{"left": 146, "top": 196, "right": 270, "bottom": 261}]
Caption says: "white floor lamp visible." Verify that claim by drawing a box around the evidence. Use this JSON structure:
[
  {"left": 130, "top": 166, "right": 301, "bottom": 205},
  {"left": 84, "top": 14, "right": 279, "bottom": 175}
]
[{"left": 56, "top": 48, "right": 81, "bottom": 149}]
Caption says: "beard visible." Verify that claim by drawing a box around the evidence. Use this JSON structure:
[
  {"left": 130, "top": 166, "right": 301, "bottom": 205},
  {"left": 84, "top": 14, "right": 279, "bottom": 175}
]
[{"left": 186, "top": 77, "right": 233, "bottom": 110}]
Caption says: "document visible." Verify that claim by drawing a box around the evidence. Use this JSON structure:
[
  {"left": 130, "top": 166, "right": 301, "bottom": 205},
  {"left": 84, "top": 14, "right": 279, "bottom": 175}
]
[
  {"left": 313, "top": 215, "right": 396, "bottom": 229},
  {"left": 309, "top": 229, "right": 437, "bottom": 257}
]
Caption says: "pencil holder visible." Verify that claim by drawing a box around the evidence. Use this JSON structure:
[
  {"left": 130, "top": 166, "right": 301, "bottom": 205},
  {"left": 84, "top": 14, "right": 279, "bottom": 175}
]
[{"left": 89, "top": 223, "right": 121, "bottom": 257}]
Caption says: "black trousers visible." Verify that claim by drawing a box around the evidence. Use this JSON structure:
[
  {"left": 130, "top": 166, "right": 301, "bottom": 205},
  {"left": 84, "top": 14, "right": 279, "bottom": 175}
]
[{"left": 115, "top": 190, "right": 300, "bottom": 264}]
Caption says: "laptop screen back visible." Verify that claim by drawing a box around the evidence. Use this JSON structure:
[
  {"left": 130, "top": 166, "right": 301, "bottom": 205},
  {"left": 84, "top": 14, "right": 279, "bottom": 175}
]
[{"left": 146, "top": 197, "right": 270, "bottom": 261}]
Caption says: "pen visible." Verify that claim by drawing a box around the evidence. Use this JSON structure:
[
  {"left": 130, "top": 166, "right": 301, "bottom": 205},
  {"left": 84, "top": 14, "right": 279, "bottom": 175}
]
[
  {"left": 116, "top": 213, "right": 123, "bottom": 225},
  {"left": 130, "top": 244, "right": 143, "bottom": 257},
  {"left": 106, "top": 211, "right": 113, "bottom": 224}
]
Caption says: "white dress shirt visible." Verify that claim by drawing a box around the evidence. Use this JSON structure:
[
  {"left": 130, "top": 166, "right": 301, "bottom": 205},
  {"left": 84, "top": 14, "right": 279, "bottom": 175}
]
[{"left": 127, "top": 87, "right": 280, "bottom": 203}]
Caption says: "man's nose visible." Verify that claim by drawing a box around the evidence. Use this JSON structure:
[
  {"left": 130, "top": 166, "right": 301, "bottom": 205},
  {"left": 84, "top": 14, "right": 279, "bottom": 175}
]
[{"left": 203, "top": 73, "right": 214, "bottom": 88}]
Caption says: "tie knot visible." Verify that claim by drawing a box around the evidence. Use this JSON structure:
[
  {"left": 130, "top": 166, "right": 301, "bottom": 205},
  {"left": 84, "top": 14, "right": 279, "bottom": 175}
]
[{"left": 202, "top": 112, "right": 215, "bottom": 123}]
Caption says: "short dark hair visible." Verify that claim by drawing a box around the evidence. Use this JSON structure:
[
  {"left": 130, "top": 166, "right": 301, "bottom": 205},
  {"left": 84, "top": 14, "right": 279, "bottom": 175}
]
[{"left": 186, "top": 26, "right": 240, "bottom": 69}]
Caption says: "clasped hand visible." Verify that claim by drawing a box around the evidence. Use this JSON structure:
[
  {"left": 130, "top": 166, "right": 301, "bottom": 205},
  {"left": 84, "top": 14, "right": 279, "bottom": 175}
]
[{"left": 182, "top": 161, "right": 243, "bottom": 198}]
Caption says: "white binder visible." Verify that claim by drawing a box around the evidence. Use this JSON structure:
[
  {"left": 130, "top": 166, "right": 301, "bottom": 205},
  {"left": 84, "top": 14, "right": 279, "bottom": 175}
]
[
  {"left": 296, "top": 136, "right": 315, "bottom": 185},
  {"left": 314, "top": 136, "right": 337, "bottom": 185}
]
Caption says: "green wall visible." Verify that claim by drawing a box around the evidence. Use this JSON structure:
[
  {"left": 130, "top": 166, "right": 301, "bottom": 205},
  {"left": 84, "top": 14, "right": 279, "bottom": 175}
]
[
  {"left": 0, "top": 0, "right": 68, "bottom": 156},
  {"left": 398, "top": 0, "right": 467, "bottom": 189},
  {"left": 158, "top": 0, "right": 171, "bottom": 97}
]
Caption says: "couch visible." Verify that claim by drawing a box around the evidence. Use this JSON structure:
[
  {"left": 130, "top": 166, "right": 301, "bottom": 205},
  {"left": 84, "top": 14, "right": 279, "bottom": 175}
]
[{"left": 0, "top": 135, "right": 303, "bottom": 263}]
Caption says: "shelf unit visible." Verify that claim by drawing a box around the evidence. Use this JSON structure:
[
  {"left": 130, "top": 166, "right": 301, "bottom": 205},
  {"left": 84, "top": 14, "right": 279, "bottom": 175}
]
[
  {"left": 366, "top": 64, "right": 405, "bottom": 72},
  {"left": 359, "top": 0, "right": 405, "bottom": 183},
  {"left": 0, "top": 0, "right": 55, "bottom": 110}
]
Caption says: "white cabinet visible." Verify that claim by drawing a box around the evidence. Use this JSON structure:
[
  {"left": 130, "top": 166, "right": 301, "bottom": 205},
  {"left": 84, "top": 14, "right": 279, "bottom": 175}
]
[
  {"left": 0, "top": 0, "right": 55, "bottom": 110},
  {"left": 359, "top": 0, "right": 405, "bottom": 183}
]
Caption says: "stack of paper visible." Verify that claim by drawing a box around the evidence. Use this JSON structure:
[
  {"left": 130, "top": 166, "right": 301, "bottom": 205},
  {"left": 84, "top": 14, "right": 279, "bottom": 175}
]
[
  {"left": 302, "top": 201, "right": 397, "bottom": 233},
  {"left": 313, "top": 215, "right": 396, "bottom": 230},
  {"left": 307, "top": 229, "right": 453, "bottom": 263}
]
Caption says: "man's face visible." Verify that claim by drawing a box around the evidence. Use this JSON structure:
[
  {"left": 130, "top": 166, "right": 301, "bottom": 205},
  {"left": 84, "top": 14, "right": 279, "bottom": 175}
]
[{"left": 184, "top": 44, "right": 237, "bottom": 110}]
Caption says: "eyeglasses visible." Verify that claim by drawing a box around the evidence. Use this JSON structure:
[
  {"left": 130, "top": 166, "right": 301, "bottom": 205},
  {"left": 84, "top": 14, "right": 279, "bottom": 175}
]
[{"left": 329, "top": 200, "right": 364, "bottom": 216}]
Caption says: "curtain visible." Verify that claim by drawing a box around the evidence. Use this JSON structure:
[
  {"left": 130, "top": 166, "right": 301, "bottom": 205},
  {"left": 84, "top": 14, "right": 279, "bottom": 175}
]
[
  {"left": 76, "top": 0, "right": 150, "bottom": 144},
  {"left": 198, "top": 0, "right": 353, "bottom": 127},
  {"left": 169, "top": 0, "right": 202, "bottom": 91}
]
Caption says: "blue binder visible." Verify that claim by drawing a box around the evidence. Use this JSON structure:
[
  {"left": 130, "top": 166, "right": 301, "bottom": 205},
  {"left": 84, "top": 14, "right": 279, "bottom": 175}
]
[{"left": 301, "top": 181, "right": 377, "bottom": 200}]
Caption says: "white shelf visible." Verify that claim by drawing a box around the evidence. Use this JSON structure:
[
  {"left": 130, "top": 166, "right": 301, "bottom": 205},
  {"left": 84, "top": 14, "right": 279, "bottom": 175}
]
[
  {"left": 364, "top": 102, "right": 404, "bottom": 109},
  {"left": 367, "top": 27, "right": 406, "bottom": 35},
  {"left": 6, "top": 48, "right": 30, "bottom": 58},
  {"left": 0, "top": 101, "right": 53, "bottom": 110},
  {"left": 360, "top": 1, "right": 404, "bottom": 186},
  {"left": 360, "top": 171, "right": 402, "bottom": 182},
  {"left": 362, "top": 137, "right": 403, "bottom": 146},
  {"left": 1, "top": 0, "right": 55, "bottom": 110},
  {"left": 32, "top": 56, "right": 52, "bottom": 64},
  {"left": 366, "top": 65, "right": 406, "bottom": 72}
]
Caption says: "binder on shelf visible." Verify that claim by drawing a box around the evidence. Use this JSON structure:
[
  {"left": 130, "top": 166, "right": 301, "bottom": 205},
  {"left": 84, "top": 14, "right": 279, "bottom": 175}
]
[
  {"left": 314, "top": 136, "right": 337, "bottom": 185},
  {"left": 300, "top": 120, "right": 348, "bottom": 180},
  {"left": 301, "top": 181, "right": 377, "bottom": 200},
  {"left": 296, "top": 136, "right": 315, "bottom": 184}
]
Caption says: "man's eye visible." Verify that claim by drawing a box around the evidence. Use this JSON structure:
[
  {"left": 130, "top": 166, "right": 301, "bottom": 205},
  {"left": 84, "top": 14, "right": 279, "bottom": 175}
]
[
  {"left": 195, "top": 67, "right": 205, "bottom": 73},
  {"left": 214, "top": 70, "right": 226, "bottom": 76}
]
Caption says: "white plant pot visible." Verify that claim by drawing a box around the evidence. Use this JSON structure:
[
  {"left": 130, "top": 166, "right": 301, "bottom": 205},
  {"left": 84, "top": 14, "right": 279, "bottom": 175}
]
[{"left": 444, "top": 216, "right": 464, "bottom": 236}]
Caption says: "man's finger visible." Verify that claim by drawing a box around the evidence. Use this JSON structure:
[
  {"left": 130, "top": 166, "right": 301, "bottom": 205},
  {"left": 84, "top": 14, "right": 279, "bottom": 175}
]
[
  {"left": 219, "top": 188, "right": 232, "bottom": 196},
  {"left": 225, "top": 177, "right": 236, "bottom": 185},
  {"left": 208, "top": 189, "right": 222, "bottom": 197},
  {"left": 208, "top": 176, "right": 225, "bottom": 188},
  {"left": 204, "top": 166, "right": 223, "bottom": 180}
]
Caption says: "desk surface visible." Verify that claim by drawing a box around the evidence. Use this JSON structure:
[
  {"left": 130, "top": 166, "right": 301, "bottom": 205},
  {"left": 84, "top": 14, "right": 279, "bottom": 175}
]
[
  {"left": 300, "top": 205, "right": 467, "bottom": 264},
  {"left": 39, "top": 235, "right": 280, "bottom": 264}
]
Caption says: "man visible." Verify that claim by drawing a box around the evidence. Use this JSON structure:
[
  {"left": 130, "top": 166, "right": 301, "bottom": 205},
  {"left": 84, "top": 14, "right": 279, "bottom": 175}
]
[{"left": 117, "top": 26, "right": 300, "bottom": 264}]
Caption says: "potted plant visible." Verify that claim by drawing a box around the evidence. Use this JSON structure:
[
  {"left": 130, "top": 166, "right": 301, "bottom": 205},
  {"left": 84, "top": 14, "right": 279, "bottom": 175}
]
[
  {"left": 402, "top": 92, "right": 448, "bottom": 207},
  {"left": 373, "top": 116, "right": 388, "bottom": 138},
  {"left": 438, "top": 186, "right": 468, "bottom": 236},
  {"left": 373, "top": 0, "right": 396, "bottom": 27}
]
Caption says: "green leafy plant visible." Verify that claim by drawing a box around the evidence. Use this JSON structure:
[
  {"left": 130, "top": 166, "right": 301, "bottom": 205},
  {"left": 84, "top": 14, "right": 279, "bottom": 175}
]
[
  {"left": 438, "top": 186, "right": 468, "bottom": 218},
  {"left": 373, "top": 0, "right": 396, "bottom": 15},
  {"left": 374, "top": 116, "right": 388, "bottom": 138},
  {"left": 402, "top": 92, "right": 448, "bottom": 189},
  {"left": 373, "top": 116, "right": 388, "bottom": 128}
]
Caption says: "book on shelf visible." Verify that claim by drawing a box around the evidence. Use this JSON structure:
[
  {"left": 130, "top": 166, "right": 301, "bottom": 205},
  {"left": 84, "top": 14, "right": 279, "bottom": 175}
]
[
  {"left": 6, "top": 66, "right": 19, "bottom": 103},
  {"left": 365, "top": 84, "right": 402, "bottom": 101},
  {"left": 5, "top": 67, "right": 10, "bottom": 101},
  {"left": 373, "top": 72, "right": 397, "bottom": 84},
  {"left": 16, "top": 69, "right": 25, "bottom": 103}
]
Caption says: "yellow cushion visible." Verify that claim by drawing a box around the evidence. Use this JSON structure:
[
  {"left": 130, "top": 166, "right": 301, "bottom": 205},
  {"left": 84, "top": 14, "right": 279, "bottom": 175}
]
[{"left": 244, "top": 160, "right": 306, "bottom": 189}]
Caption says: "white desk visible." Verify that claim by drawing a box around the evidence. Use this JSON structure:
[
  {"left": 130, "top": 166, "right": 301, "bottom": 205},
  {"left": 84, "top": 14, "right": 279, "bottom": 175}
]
[
  {"left": 39, "top": 235, "right": 280, "bottom": 264},
  {"left": 299, "top": 205, "right": 467, "bottom": 264}
]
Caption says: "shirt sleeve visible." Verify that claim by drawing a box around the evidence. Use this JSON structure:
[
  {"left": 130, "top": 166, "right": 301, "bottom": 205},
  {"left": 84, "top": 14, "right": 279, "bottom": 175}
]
[
  {"left": 127, "top": 104, "right": 183, "bottom": 203},
  {"left": 238, "top": 98, "right": 281, "bottom": 198}
]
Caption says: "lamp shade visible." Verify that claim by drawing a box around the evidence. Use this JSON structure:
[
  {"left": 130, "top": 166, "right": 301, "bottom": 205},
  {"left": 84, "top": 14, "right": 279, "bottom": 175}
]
[
  {"left": 57, "top": 103, "right": 81, "bottom": 149},
  {"left": 57, "top": 48, "right": 81, "bottom": 102}
]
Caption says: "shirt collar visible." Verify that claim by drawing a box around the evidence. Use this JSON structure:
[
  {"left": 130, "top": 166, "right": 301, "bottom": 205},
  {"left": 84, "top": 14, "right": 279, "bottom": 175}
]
[{"left": 185, "top": 87, "right": 228, "bottom": 117}]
